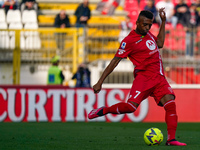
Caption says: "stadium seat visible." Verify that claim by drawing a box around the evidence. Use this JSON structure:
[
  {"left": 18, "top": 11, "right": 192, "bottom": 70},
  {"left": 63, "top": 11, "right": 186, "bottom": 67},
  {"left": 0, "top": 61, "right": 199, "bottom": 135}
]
[
  {"left": 23, "top": 21, "right": 41, "bottom": 49},
  {"left": 25, "top": 32, "right": 41, "bottom": 49},
  {"left": 9, "top": 22, "right": 23, "bottom": 29},
  {"left": 6, "top": 10, "right": 21, "bottom": 24},
  {"left": 5, "top": 10, "right": 22, "bottom": 49},
  {"left": 21, "top": 30, "right": 41, "bottom": 50},
  {"left": 176, "top": 23, "right": 184, "bottom": 29},
  {"left": 0, "top": 22, "right": 7, "bottom": 29},
  {"left": 150, "top": 23, "right": 159, "bottom": 35},
  {"left": 0, "top": 31, "right": 9, "bottom": 49},
  {"left": 165, "top": 23, "right": 173, "bottom": 30},
  {"left": 8, "top": 22, "right": 23, "bottom": 49},
  {"left": 139, "top": 0, "right": 147, "bottom": 9},
  {"left": 0, "top": 10, "right": 9, "bottom": 49},
  {"left": 0, "top": 9, "right": 6, "bottom": 22},
  {"left": 22, "top": 10, "right": 37, "bottom": 24},
  {"left": 21, "top": 10, "right": 40, "bottom": 49},
  {"left": 24, "top": 22, "right": 38, "bottom": 29},
  {"left": 124, "top": 0, "right": 139, "bottom": 11}
]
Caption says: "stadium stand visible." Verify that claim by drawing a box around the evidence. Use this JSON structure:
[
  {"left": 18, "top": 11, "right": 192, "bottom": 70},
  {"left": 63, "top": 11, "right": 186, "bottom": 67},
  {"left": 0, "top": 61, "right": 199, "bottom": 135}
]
[
  {"left": 35, "top": 0, "right": 127, "bottom": 64},
  {"left": 37, "top": 0, "right": 126, "bottom": 26},
  {"left": 1, "top": 0, "right": 200, "bottom": 84}
]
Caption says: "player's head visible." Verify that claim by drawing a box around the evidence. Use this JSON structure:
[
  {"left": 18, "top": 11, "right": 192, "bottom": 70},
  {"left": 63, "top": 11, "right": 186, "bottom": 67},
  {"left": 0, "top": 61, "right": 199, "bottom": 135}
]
[{"left": 136, "top": 10, "right": 154, "bottom": 35}]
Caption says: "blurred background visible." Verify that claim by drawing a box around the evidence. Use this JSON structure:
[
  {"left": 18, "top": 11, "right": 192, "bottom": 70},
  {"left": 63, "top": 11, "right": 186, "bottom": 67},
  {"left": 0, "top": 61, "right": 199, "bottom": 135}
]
[{"left": 1, "top": 0, "right": 200, "bottom": 87}]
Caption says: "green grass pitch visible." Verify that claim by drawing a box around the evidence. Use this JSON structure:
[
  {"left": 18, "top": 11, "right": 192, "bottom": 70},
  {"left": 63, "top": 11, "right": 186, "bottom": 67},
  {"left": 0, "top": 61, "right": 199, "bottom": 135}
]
[{"left": 0, "top": 122, "right": 199, "bottom": 150}]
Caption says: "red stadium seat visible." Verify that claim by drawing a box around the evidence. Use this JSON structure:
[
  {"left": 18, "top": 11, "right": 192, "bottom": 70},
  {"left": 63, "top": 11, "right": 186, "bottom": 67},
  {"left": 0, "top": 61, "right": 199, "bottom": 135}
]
[
  {"left": 150, "top": 23, "right": 159, "bottom": 35},
  {"left": 124, "top": 0, "right": 139, "bottom": 11},
  {"left": 166, "top": 67, "right": 200, "bottom": 84},
  {"left": 165, "top": 23, "right": 173, "bottom": 30},
  {"left": 139, "top": 0, "right": 147, "bottom": 10}
]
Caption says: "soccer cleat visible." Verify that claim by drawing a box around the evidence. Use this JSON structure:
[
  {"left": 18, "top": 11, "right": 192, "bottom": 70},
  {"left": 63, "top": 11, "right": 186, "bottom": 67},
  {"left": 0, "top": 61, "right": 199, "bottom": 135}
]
[
  {"left": 166, "top": 139, "right": 187, "bottom": 146},
  {"left": 88, "top": 106, "right": 106, "bottom": 119}
]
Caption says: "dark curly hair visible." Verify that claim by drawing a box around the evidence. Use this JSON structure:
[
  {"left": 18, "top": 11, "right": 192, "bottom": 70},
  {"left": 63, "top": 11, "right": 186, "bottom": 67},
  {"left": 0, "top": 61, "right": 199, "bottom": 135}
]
[{"left": 138, "top": 10, "right": 154, "bottom": 20}]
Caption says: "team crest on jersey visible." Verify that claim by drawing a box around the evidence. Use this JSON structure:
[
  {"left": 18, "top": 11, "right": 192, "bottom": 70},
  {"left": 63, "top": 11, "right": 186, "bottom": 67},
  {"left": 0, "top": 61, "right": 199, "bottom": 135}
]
[
  {"left": 146, "top": 40, "right": 156, "bottom": 50},
  {"left": 121, "top": 42, "right": 126, "bottom": 49}
]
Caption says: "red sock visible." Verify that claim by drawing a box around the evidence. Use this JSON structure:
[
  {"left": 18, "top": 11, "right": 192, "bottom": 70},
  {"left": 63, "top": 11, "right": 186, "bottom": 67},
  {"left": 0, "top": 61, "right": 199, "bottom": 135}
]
[
  {"left": 164, "top": 100, "right": 178, "bottom": 141},
  {"left": 103, "top": 102, "right": 137, "bottom": 115}
]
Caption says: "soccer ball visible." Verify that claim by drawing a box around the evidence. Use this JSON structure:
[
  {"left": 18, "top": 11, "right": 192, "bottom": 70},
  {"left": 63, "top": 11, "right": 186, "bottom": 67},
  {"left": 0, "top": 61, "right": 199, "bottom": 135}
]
[{"left": 143, "top": 127, "right": 163, "bottom": 146}]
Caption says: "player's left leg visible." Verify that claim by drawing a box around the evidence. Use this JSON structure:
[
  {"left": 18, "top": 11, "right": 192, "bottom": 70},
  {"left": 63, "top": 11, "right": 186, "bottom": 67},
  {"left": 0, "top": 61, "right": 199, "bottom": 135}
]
[
  {"left": 154, "top": 75, "right": 186, "bottom": 146},
  {"left": 160, "top": 95, "right": 186, "bottom": 146}
]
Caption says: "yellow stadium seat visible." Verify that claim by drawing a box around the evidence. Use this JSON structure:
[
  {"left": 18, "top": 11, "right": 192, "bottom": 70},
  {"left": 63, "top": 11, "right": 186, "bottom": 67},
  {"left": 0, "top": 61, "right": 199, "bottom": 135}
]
[{"left": 38, "top": 3, "right": 123, "bottom": 12}]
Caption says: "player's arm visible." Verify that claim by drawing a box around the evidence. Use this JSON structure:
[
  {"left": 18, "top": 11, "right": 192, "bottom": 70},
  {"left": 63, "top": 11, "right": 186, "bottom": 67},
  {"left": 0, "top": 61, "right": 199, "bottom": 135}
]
[
  {"left": 93, "top": 57, "right": 122, "bottom": 93},
  {"left": 156, "top": 8, "right": 166, "bottom": 48}
]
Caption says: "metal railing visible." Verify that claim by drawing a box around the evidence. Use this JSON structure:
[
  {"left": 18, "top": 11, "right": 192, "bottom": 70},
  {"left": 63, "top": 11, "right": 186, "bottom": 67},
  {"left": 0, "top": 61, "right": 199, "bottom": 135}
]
[
  {"left": 0, "top": 28, "right": 83, "bottom": 84},
  {"left": 1, "top": 26, "right": 200, "bottom": 85},
  {"left": 87, "top": 24, "right": 200, "bottom": 85}
]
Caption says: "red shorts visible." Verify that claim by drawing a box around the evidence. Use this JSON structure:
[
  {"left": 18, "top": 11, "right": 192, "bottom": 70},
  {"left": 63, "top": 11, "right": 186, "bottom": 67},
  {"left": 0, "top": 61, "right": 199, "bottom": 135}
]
[{"left": 128, "top": 71, "right": 175, "bottom": 106}]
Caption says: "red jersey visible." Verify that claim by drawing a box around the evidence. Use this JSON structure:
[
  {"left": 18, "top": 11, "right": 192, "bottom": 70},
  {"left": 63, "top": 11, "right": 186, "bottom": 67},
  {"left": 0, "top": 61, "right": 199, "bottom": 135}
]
[{"left": 115, "top": 30, "right": 165, "bottom": 77}]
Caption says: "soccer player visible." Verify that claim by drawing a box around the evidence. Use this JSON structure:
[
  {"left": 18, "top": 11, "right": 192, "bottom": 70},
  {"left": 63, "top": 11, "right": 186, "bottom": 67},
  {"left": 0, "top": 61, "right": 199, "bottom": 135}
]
[{"left": 88, "top": 8, "right": 186, "bottom": 146}]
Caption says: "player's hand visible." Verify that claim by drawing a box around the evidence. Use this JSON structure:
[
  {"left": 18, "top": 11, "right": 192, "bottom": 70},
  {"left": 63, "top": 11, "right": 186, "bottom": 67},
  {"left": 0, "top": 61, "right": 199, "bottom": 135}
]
[
  {"left": 93, "top": 83, "right": 102, "bottom": 94},
  {"left": 159, "top": 7, "right": 166, "bottom": 22}
]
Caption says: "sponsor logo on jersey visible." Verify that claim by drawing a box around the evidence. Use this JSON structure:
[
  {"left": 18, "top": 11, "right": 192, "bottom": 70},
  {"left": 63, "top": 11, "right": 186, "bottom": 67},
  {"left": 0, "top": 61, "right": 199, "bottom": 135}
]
[
  {"left": 118, "top": 49, "right": 125, "bottom": 55},
  {"left": 121, "top": 42, "right": 126, "bottom": 49},
  {"left": 135, "top": 39, "right": 142, "bottom": 44},
  {"left": 146, "top": 40, "right": 156, "bottom": 50}
]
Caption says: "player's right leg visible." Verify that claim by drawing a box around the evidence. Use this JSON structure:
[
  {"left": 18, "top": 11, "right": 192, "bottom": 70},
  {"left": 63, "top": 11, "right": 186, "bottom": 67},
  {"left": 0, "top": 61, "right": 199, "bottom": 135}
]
[
  {"left": 88, "top": 106, "right": 105, "bottom": 119},
  {"left": 88, "top": 102, "right": 137, "bottom": 119}
]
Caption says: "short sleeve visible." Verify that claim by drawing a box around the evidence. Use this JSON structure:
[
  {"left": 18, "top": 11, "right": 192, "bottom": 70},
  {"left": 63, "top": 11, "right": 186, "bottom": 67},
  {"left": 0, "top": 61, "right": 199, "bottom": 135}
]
[{"left": 115, "top": 39, "right": 133, "bottom": 58}]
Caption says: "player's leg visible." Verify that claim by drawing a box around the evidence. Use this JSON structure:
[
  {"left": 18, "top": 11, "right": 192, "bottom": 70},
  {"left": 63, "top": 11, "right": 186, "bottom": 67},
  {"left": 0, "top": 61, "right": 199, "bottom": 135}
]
[
  {"left": 88, "top": 73, "right": 154, "bottom": 119},
  {"left": 104, "top": 101, "right": 139, "bottom": 114},
  {"left": 160, "top": 95, "right": 186, "bottom": 146},
  {"left": 154, "top": 76, "right": 186, "bottom": 146},
  {"left": 88, "top": 83, "right": 152, "bottom": 119},
  {"left": 88, "top": 101, "right": 138, "bottom": 119},
  {"left": 160, "top": 95, "right": 177, "bottom": 142}
]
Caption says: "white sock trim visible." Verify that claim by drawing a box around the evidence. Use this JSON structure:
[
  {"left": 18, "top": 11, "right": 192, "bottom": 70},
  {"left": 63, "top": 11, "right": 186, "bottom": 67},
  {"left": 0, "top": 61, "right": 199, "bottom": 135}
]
[
  {"left": 163, "top": 100, "right": 175, "bottom": 108},
  {"left": 116, "top": 107, "right": 120, "bottom": 114},
  {"left": 127, "top": 102, "right": 137, "bottom": 111}
]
